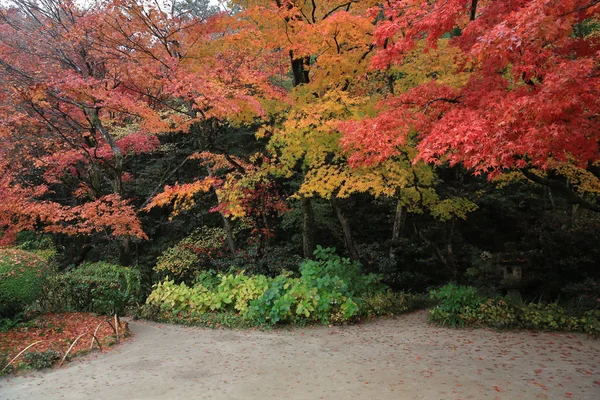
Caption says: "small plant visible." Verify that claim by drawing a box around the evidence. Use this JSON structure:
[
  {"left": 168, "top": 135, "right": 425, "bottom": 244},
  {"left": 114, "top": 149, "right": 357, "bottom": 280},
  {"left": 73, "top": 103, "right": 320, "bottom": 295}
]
[
  {"left": 582, "top": 310, "right": 600, "bottom": 338},
  {"left": 518, "top": 303, "right": 580, "bottom": 331},
  {"left": 429, "top": 284, "right": 483, "bottom": 327},
  {"left": 22, "top": 350, "right": 61, "bottom": 370},
  {"left": 476, "top": 299, "right": 518, "bottom": 329},
  {"left": 154, "top": 228, "right": 230, "bottom": 282}
]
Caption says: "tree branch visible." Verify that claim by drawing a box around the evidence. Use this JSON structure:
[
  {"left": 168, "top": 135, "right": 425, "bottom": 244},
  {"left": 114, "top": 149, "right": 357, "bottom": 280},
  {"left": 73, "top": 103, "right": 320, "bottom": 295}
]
[{"left": 521, "top": 169, "right": 600, "bottom": 212}]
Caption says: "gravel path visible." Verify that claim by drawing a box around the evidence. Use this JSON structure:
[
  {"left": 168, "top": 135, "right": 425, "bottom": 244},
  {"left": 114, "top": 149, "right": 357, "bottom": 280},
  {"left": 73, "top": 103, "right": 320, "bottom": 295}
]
[{"left": 1, "top": 311, "right": 599, "bottom": 399}]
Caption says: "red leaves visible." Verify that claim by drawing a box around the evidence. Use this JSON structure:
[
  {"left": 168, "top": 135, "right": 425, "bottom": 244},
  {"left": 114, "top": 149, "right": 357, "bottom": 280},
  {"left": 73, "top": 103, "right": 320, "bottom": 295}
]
[{"left": 344, "top": 0, "right": 600, "bottom": 180}]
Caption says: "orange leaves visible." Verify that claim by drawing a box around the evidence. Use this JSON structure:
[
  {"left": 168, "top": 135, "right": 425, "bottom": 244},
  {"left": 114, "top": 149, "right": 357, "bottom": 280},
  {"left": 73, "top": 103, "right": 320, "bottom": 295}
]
[
  {"left": 46, "top": 195, "right": 148, "bottom": 240},
  {"left": 144, "top": 178, "right": 219, "bottom": 217},
  {"left": 0, "top": 175, "right": 147, "bottom": 243},
  {"left": 0, "top": 0, "right": 284, "bottom": 244},
  {"left": 0, "top": 313, "right": 126, "bottom": 365}
]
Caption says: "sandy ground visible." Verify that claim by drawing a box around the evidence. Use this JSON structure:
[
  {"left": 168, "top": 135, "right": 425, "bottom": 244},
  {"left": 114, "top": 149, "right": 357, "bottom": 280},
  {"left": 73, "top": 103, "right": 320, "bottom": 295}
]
[{"left": 1, "top": 311, "right": 599, "bottom": 400}]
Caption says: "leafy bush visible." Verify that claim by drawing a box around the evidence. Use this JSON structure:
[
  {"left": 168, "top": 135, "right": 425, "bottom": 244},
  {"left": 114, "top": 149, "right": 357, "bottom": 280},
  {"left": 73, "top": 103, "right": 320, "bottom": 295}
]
[
  {"left": 143, "top": 247, "right": 394, "bottom": 327},
  {"left": 582, "top": 310, "right": 600, "bottom": 338},
  {"left": 246, "top": 273, "right": 358, "bottom": 325},
  {"left": 154, "top": 228, "right": 229, "bottom": 282},
  {"left": 519, "top": 303, "right": 580, "bottom": 332},
  {"left": 41, "top": 262, "right": 141, "bottom": 315},
  {"left": 22, "top": 350, "right": 61, "bottom": 370},
  {"left": 427, "top": 285, "right": 600, "bottom": 336},
  {"left": 429, "top": 284, "right": 483, "bottom": 327},
  {"left": 0, "top": 249, "right": 53, "bottom": 317},
  {"left": 300, "top": 245, "right": 383, "bottom": 296},
  {"left": 358, "top": 291, "right": 433, "bottom": 317},
  {"left": 154, "top": 245, "right": 200, "bottom": 283},
  {"left": 16, "top": 231, "right": 58, "bottom": 262},
  {"left": 144, "top": 272, "right": 270, "bottom": 317},
  {"left": 474, "top": 299, "right": 518, "bottom": 328}
]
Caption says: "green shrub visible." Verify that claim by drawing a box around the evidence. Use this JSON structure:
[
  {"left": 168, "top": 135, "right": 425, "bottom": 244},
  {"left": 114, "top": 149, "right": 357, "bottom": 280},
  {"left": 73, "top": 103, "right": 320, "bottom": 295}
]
[
  {"left": 41, "top": 262, "right": 141, "bottom": 315},
  {"left": 144, "top": 272, "right": 270, "bottom": 317},
  {"left": 16, "top": 232, "right": 57, "bottom": 262},
  {"left": 475, "top": 299, "right": 518, "bottom": 328},
  {"left": 154, "top": 228, "right": 229, "bottom": 282},
  {"left": 518, "top": 303, "right": 580, "bottom": 331},
  {"left": 429, "top": 284, "right": 483, "bottom": 327},
  {"left": 143, "top": 247, "right": 392, "bottom": 327},
  {"left": 300, "top": 245, "right": 383, "bottom": 297},
  {"left": 359, "top": 291, "right": 410, "bottom": 316},
  {"left": 154, "top": 245, "right": 200, "bottom": 283},
  {"left": 22, "top": 350, "right": 61, "bottom": 369},
  {"left": 0, "top": 249, "right": 52, "bottom": 317},
  {"left": 427, "top": 287, "right": 600, "bottom": 337},
  {"left": 582, "top": 310, "right": 600, "bottom": 338},
  {"left": 246, "top": 273, "right": 357, "bottom": 325}
]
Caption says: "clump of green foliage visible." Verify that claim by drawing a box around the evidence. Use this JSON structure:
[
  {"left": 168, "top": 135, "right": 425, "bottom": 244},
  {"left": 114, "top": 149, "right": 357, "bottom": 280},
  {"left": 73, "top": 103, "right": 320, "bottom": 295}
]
[
  {"left": 0, "top": 249, "right": 53, "bottom": 317},
  {"left": 153, "top": 228, "right": 229, "bottom": 282},
  {"left": 15, "top": 231, "right": 58, "bottom": 262},
  {"left": 429, "top": 283, "right": 483, "bottom": 327},
  {"left": 429, "top": 284, "right": 600, "bottom": 337},
  {"left": 142, "top": 247, "right": 416, "bottom": 327},
  {"left": 41, "top": 262, "right": 141, "bottom": 315},
  {"left": 22, "top": 350, "right": 61, "bottom": 370}
]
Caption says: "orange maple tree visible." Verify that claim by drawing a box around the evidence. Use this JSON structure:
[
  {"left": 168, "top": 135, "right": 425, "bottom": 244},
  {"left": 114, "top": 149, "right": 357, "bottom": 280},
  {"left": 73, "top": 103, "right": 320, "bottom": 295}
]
[{"left": 0, "top": 0, "right": 282, "bottom": 248}]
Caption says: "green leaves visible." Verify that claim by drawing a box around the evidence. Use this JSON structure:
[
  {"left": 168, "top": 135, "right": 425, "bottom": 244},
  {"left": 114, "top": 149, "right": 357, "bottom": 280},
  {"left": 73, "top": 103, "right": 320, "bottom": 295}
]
[
  {"left": 428, "top": 285, "right": 600, "bottom": 336},
  {"left": 0, "top": 249, "right": 52, "bottom": 317},
  {"left": 144, "top": 247, "right": 389, "bottom": 327},
  {"left": 429, "top": 284, "right": 484, "bottom": 327},
  {"left": 40, "top": 262, "right": 141, "bottom": 316}
]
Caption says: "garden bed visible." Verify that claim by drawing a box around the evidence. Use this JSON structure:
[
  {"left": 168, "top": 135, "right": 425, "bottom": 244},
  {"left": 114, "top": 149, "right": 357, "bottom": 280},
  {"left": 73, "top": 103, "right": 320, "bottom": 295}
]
[{"left": 1, "top": 312, "right": 129, "bottom": 375}]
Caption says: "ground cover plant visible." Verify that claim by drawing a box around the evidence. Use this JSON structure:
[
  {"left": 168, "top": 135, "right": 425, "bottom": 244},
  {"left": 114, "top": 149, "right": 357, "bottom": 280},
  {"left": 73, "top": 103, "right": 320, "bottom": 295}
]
[
  {"left": 142, "top": 246, "right": 429, "bottom": 327},
  {"left": 428, "top": 284, "right": 600, "bottom": 337},
  {"left": 40, "top": 262, "right": 142, "bottom": 316}
]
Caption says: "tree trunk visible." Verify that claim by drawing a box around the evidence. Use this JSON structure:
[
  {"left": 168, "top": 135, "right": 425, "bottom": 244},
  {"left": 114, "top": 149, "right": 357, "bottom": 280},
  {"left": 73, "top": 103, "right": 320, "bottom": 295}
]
[
  {"left": 118, "top": 236, "right": 133, "bottom": 266},
  {"left": 301, "top": 197, "right": 316, "bottom": 258},
  {"left": 205, "top": 163, "right": 236, "bottom": 255},
  {"left": 290, "top": 47, "right": 315, "bottom": 259},
  {"left": 389, "top": 200, "right": 406, "bottom": 259},
  {"left": 445, "top": 220, "right": 457, "bottom": 280},
  {"left": 88, "top": 107, "right": 123, "bottom": 194},
  {"left": 221, "top": 215, "right": 237, "bottom": 256},
  {"left": 331, "top": 197, "right": 359, "bottom": 261},
  {"left": 290, "top": 53, "right": 310, "bottom": 86}
]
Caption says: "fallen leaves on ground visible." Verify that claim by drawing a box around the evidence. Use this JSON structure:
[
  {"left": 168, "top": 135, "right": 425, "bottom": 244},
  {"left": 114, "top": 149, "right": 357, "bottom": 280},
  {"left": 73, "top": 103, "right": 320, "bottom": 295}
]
[{"left": 0, "top": 313, "right": 128, "bottom": 369}]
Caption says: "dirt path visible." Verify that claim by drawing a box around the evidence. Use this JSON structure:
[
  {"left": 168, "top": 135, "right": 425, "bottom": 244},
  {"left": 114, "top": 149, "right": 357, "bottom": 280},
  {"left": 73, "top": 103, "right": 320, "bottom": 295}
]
[{"left": 1, "top": 311, "right": 599, "bottom": 399}]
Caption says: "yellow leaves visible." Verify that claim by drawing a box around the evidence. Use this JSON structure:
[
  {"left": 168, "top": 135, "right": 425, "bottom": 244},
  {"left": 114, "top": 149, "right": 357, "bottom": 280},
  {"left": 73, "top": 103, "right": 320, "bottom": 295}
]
[
  {"left": 553, "top": 163, "right": 600, "bottom": 195},
  {"left": 491, "top": 171, "right": 527, "bottom": 188},
  {"left": 392, "top": 39, "right": 471, "bottom": 93},
  {"left": 270, "top": 89, "right": 366, "bottom": 168},
  {"left": 429, "top": 197, "right": 479, "bottom": 221}
]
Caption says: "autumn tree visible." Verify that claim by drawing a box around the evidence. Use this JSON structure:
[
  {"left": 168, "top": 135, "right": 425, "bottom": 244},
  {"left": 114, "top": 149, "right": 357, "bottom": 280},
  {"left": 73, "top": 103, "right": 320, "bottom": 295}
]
[
  {"left": 343, "top": 0, "right": 600, "bottom": 213},
  {"left": 229, "top": 0, "right": 386, "bottom": 258},
  {"left": 0, "top": 0, "right": 157, "bottom": 258},
  {"left": 0, "top": 0, "right": 281, "bottom": 262}
]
